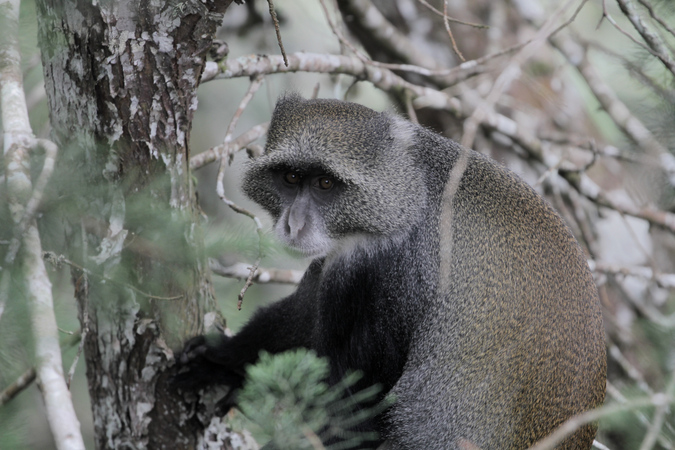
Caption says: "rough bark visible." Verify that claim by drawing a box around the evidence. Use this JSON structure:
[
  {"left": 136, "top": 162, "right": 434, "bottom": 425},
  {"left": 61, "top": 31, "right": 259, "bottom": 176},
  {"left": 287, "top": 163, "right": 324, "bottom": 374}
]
[{"left": 34, "top": 0, "right": 243, "bottom": 448}]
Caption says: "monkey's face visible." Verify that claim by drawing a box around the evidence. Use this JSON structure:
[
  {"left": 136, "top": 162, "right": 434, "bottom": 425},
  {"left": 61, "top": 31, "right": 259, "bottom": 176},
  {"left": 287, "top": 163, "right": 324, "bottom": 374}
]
[
  {"left": 270, "top": 168, "right": 342, "bottom": 257},
  {"left": 242, "top": 95, "right": 428, "bottom": 257}
]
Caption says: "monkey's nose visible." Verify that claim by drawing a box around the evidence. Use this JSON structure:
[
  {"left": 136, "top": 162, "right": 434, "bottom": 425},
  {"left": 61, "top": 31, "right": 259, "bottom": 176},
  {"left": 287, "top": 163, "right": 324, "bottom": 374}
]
[{"left": 287, "top": 214, "right": 306, "bottom": 239}]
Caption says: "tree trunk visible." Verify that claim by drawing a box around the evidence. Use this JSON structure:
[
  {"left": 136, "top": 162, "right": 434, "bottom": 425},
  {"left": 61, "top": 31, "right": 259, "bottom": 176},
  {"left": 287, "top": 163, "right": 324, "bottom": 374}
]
[{"left": 35, "top": 1, "right": 244, "bottom": 447}]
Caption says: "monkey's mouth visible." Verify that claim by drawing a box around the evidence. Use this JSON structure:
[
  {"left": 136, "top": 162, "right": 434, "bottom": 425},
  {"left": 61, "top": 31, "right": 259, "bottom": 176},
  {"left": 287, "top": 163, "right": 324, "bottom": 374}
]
[{"left": 274, "top": 224, "right": 333, "bottom": 259}]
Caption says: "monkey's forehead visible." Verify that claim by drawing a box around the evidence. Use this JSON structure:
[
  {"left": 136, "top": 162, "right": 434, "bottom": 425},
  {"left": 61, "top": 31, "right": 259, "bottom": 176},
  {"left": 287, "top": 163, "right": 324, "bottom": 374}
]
[
  {"left": 266, "top": 95, "right": 390, "bottom": 150},
  {"left": 267, "top": 115, "right": 390, "bottom": 151},
  {"left": 272, "top": 94, "right": 380, "bottom": 123}
]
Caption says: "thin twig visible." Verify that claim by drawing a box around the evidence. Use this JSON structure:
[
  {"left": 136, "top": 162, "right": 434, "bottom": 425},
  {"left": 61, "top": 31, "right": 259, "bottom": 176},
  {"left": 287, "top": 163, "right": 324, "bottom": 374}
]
[
  {"left": 237, "top": 259, "right": 261, "bottom": 310},
  {"left": 0, "top": 330, "right": 82, "bottom": 406},
  {"left": 0, "top": 368, "right": 36, "bottom": 406},
  {"left": 461, "top": 0, "right": 586, "bottom": 147},
  {"left": 67, "top": 308, "right": 87, "bottom": 389},
  {"left": 267, "top": 0, "right": 288, "bottom": 67},
  {"left": 223, "top": 75, "right": 265, "bottom": 145},
  {"left": 551, "top": 34, "right": 671, "bottom": 158},
  {"left": 42, "top": 251, "right": 182, "bottom": 301},
  {"left": 636, "top": 0, "right": 675, "bottom": 39},
  {"left": 596, "top": 0, "right": 609, "bottom": 29},
  {"left": 415, "top": 0, "right": 488, "bottom": 28},
  {"left": 405, "top": 91, "right": 418, "bottom": 124},
  {"left": 337, "top": 0, "right": 441, "bottom": 72},
  {"left": 443, "top": 0, "right": 465, "bottom": 61},
  {"left": 322, "top": 0, "right": 478, "bottom": 86},
  {"left": 615, "top": 0, "right": 675, "bottom": 76},
  {"left": 191, "top": 122, "right": 269, "bottom": 170},
  {"left": 215, "top": 191, "right": 264, "bottom": 309},
  {"left": 639, "top": 372, "right": 675, "bottom": 450},
  {"left": 209, "top": 260, "right": 304, "bottom": 284},
  {"left": 528, "top": 395, "right": 675, "bottom": 450},
  {"left": 213, "top": 76, "right": 267, "bottom": 308}
]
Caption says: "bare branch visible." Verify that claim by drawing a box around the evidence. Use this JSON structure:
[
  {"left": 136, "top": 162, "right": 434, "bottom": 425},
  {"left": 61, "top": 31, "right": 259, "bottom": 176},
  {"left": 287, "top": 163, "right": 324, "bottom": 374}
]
[
  {"left": 223, "top": 75, "right": 265, "bottom": 145},
  {"left": 43, "top": 252, "right": 182, "bottom": 301},
  {"left": 588, "top": 260, "right": 675, "bottom": 290},
  {"left": 266, "top": 0, "right": 288, "bottom": 67},
  {"left": 0, "top": 0, "right": 85, "bottom": 447},
  {"left": 0, "top": 138, "right": 58, "bottom": 322},
  {"left": 529, "top": 395, "right": 675, "bottom": 450},
  {"left": 212, "top": 52, "right": 464, "bottom": 112},
  {"left": 322, "top": 0, "right": 474, "bottom": 88},
  {"left": 0, "top": 330, "right": 82, "bottom": 406},
  {"left": 460, "top": 0, "right": 586, "bottom": 147},
  {"left": 0, "top": 368, "right": 36, "bottom": 406},
  {"left": 616, "top": 0, "right": 675, "bottom": 77},
  {"left": 569, "top": 173, "right": 675, "bottom": 234},
  {"left": 636, "top": 0, "right": 675, "bottom": 39},
  {"left": 190, "top": 122, "right": 270, "bottom": 170},
  {"left": 22, "top": 138, "right": 58, "bottom": 234},
  {"left": 415, "top": 0, "right": 488, "bottom": 28},
  {"left": 639, "top": 373, "right": 675, "bottom": 450},
  {"left": 209, "top": 260, "right": 304, "bottom": 284},
  {"left": 335, "top": 0, "right": 441, "bottom": 71},
  {"left": 214, "top": 78, "right": 268, "bottom": 308},
  {"left": 550, "top": 36, "right": 674, "bottom": 180},
  {"left": 443, "top": 0, "right": 465, "bottom": 61}
]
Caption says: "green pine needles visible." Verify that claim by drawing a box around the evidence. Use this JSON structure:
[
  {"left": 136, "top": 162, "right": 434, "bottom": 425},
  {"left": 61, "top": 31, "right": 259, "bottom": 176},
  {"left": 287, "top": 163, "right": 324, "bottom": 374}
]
[{"left": 237, "top": 349, "right": 390, "bottom": 449}]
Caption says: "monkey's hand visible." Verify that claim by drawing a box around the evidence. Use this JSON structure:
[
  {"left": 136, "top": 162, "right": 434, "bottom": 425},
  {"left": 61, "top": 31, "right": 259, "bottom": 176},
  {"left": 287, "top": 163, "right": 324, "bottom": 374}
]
[{"left": 171, "top": 334, "right": 246, "bottom": 412}]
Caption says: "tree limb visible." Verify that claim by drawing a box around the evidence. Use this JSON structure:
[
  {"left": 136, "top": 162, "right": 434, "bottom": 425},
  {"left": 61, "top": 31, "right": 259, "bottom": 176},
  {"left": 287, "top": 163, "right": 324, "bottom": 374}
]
[{"left": 0, "top": 1, "right": 84, "bottom": 448}]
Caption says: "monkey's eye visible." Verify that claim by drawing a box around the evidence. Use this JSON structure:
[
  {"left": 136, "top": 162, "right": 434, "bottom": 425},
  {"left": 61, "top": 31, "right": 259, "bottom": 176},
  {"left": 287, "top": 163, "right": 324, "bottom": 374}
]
[
  {"left": 317, "top": 176, "right": 334, "bottom": 190},
  {"left": 284, "top": 171, "right": 301, "bottom": 185}
]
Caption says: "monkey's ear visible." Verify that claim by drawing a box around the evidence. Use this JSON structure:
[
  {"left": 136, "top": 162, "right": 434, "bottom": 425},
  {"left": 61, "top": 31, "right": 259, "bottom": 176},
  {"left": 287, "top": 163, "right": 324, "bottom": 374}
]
[
  {"left": 276, "top": 91, "right": 303, "bottom": 107},
  {"left": 246, "top": 145, "right": 263, "bottom": 159}
]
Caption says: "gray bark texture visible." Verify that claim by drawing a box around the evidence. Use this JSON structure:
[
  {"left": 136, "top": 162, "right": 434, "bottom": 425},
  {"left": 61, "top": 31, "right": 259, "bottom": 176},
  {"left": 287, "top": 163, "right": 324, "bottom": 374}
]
[{"left": 34, "top": 1, "right": 245, "bottom": 448}]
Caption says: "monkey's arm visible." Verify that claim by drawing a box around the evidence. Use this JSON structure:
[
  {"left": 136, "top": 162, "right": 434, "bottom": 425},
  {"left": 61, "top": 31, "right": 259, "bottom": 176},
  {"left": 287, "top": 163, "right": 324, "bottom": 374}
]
[{"left": 173, "top": 259, "right": 321, "bottom": 391}]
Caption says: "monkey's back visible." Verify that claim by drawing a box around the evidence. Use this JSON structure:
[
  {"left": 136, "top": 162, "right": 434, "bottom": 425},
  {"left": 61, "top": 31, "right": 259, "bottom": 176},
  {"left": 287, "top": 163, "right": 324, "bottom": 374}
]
[{"left": 387, "top": 148, "right": 606, "bottom": 449}]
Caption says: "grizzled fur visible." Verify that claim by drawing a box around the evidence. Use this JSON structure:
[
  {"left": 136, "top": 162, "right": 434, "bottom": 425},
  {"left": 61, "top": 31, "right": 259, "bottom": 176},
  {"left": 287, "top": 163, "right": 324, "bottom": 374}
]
[{"left": 177, "top": 95, "right": 606, "bottom": 449}]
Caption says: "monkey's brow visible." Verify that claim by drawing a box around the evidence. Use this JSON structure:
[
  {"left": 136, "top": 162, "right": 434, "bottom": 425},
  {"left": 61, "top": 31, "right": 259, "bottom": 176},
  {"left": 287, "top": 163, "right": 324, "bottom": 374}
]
[{"left": 270, "top": 164, "right": 335, "bottom": 177}]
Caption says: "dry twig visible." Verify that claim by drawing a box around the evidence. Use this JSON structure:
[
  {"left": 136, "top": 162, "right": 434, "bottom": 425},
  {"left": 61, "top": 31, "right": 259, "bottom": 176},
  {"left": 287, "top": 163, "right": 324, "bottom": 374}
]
[
  {"left": 636, "top": 0, "right": 675, "bottom": 39},
  {"left": 214, "top": 76, "right": 267, "bottom": 308},
  {"left": 266, "top": 0, "right": 288, "bottom": 66},
  {"left": 615, "top": 0, "right": 675, "bottom": 76},
  {"left": 461, "top": 0, "right": 587, "bottom": 147},
  {"left": 529, "top": 395, "right": 675, "bottom": 450},
  {"left": 209, "top": 260, "right": 303, "bottom": 284},
  {"left": 0, "top": 330, "right": 82, "bottom": 406},
  {"left": 191, "top": 122, "right": 269, "bottom": 170},
  {"left": 42, "top": 252, "right": 181, "bottom": 301},
  {"left": 1, "top": 1, "right": 85, "bottom": 445},
  {"left": 442, "top": 0, "right": 464, "bottom": 61}
]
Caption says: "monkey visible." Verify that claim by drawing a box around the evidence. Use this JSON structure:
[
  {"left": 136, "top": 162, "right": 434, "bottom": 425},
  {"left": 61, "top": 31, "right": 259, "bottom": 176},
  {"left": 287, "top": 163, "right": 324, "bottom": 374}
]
[{"left": 175, "top": 94, "right": 606, "bottom": 449}]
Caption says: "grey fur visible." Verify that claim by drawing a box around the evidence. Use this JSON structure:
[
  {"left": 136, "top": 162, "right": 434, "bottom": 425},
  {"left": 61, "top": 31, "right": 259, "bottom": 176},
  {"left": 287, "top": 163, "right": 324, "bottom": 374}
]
[{"left": 240, "top": 95, "right": 606, "bottom": 449}]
